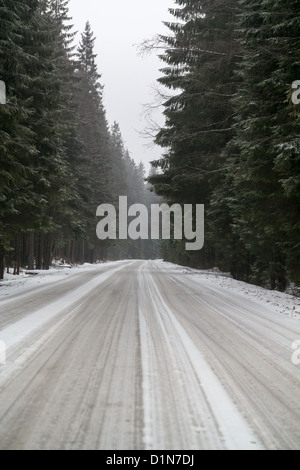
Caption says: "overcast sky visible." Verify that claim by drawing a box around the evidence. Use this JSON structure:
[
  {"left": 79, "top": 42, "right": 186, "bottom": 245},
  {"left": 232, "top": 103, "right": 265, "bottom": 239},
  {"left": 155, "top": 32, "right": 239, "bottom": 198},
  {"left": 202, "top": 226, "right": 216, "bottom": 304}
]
[{"left": 68, "top": 0, "right": 175, "bottom": 173}]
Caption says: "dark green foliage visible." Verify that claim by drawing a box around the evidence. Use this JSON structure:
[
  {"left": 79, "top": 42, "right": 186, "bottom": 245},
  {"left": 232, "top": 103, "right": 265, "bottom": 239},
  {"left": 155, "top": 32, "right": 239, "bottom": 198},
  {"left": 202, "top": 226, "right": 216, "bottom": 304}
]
[
  {"left": 149, "top": 0, "right": 241, "bottom": 271},
  {"left": 0, "top": 2, "right": 158, "bottom": 278},
  {"left": 0, "top": 0, "right": 42, "bottom": 277},
  {"left": 149, "top": 0, "right": 300, "bottom": 289},
  {"left": 227, "top": 0, "right": 300, "bottom": 288}
]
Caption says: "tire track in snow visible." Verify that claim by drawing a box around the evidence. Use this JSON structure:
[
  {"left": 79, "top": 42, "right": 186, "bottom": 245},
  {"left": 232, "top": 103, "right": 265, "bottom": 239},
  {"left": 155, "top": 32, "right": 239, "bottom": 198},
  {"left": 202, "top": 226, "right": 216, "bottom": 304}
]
[
  {"left": 0, "top": 262, "right": 143, "bottom": 450},
  {"left": 0, "top": 261, "right": 136, "bottom": 353},
  {"left": 138, "top": 261, "right": 264, "bottom": 450},
  {"left": 152, "top": 261, "right": 300, "bottom": 449}
]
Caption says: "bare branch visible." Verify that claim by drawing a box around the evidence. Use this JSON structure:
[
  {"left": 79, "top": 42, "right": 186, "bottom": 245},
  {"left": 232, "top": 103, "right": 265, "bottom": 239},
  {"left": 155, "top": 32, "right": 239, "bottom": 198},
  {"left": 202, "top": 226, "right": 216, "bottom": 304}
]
[
  {"left": 184, "top": 165, "right": 232, "bottom": 174},
  {"left": 137, "top": 35, "right": 244, "bottom": 59}
]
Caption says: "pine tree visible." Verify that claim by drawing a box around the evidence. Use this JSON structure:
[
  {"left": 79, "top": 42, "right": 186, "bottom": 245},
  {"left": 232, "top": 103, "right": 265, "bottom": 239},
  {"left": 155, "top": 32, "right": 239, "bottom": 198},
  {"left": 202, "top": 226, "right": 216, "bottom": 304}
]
[
  {"left": 0, "top": 0, "right": 90, "bottom": 273},
  {"left": 74, "top": 22, "right": 113, "bottom": 262},
  {"left": 50, "top": 0, "right": 76, "bottom": 53},
  {"left": 226, "top": 0, "right": 300, "bottom": 288},
  {"left": 0, "top": 2, "right": 155, "bottom": 273},
  {"left": 110, "top": 122, "right": 128, "bottom": 201},
  {"left": 77, "top": 21, "right": 104, "bottom": 106},
  {"left": 0, "top": 0, "right": 41, "bottom": 278},
  {"left": 148, "top": 0, "right": 240, "bottom": 268},
  {"left": 21, "top": 0, "right": 84, "bottom": 270}
]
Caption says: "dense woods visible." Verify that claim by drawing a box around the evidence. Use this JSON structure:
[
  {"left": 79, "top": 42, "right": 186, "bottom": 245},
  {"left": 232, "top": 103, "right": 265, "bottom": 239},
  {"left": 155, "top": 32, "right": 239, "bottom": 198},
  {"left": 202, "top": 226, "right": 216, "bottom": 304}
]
[
  {"left": 148, "top": 0, "right": 300, "bottom": 290},
  {"left": 0, "top": 0, "right": 158, "bottom": 279},
  {"left": 1, "top": 0, "right": 299, "bottom": 291}
]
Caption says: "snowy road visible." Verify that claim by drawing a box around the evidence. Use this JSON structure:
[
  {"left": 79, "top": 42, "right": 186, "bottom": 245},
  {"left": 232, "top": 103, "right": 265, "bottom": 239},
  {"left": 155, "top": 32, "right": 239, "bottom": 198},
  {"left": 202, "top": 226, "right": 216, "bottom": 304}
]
[{"left": 0, "top": 260, "right": 300, "bottom": 450}]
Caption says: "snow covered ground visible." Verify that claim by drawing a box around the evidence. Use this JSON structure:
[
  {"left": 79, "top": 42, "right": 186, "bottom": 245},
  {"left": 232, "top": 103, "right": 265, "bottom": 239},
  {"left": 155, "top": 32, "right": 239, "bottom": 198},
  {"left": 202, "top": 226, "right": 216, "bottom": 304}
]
[
  {"left": 0, "top": 261, "right": 122, "bottom": 299},
  {"left": 155, "top": 260, "right": 300, "bottom": 319},
  {"left": 0, "top": 259, "right": 299, "bottom": 450},
  {"left": 1, "top": 260, "right": 299, "bottom": 319}
]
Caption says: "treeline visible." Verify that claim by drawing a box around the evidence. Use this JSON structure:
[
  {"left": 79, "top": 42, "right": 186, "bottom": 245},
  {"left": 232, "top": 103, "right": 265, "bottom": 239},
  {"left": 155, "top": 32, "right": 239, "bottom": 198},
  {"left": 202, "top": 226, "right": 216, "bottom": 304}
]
[
  {"left": 148, "top": 0, "right": 300, "bottom": 290},
  {"left": 0, "top": 0, "right": 158, "bottom": 279}
]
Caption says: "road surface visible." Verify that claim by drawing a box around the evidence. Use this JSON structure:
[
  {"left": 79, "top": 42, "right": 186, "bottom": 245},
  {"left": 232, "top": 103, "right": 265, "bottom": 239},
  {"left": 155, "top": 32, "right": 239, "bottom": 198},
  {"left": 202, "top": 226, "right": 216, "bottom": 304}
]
[{"left": 0, "top": 260, "right": 299, "bottom": 450}]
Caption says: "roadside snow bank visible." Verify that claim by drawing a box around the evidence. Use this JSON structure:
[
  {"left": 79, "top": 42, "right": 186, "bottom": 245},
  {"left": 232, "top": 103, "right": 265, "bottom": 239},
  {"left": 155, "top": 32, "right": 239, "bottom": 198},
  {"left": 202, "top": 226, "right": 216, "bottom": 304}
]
[
  {"left": 157, "top": 261, "right": 300, "bottom": 319},
  {"left": 0, "top": 261, "right": 133, "bottom": 352},
  {"left": 0, "top": 261, "right": 120, "bottom": 300}
]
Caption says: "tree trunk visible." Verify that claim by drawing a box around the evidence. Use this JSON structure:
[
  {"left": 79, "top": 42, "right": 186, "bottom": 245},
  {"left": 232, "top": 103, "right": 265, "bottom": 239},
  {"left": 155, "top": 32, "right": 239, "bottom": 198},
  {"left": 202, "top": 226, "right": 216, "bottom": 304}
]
[
  {"left": 36, "top": 233, "right": 44, "bottom": 270},
  {"left": 17, "top": 232, "right": 21, "bottom": 275},
  {"left": 0, "top": 246, "right": 4, "bottom": 280},
  {"left": 81, "top": 239, "right": 85, "bottom": 264},
  {"left": 13, "top": 233, "right": 21, "bottom": 275},
  {"left": 43, "top": 234, "right": 52, "bottom": 270},
  {"left": 27, "top": 233, "right": 34, "bottom": 270}
]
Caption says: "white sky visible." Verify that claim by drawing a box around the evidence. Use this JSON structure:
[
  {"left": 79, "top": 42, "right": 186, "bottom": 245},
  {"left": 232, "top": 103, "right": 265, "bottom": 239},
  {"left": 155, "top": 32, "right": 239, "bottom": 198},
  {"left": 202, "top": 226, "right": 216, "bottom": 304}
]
[{"left": 68, "top": 0, "right": 175, "bottom": 173}]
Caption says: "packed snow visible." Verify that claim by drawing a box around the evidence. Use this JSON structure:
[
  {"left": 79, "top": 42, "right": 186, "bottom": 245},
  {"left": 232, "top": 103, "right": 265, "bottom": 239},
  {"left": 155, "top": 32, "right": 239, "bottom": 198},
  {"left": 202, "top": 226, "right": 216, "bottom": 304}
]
[
  {"left": 155, "top": 261, "right": 300, "bottom": 319},
  {"left": 0, "top": 261, "right": 122, "bottom": 299},
  {"left": 0, "top": 260, "right": 299, "bottom": 449},
  {"left": 1, "top": 260, "right": 299, "bottom": 319}
]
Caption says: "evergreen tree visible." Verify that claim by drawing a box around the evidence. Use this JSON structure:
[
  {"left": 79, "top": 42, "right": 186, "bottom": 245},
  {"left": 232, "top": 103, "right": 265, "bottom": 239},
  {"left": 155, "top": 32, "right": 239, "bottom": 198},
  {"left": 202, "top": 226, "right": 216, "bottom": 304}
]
[
  {"left": 0, "top": 0, "right": 41, "bottom": 278},
  {"left": 148, "top": 0, "right": 300, "bottom": 288},
  {"left": 23, "top": 0, "right": 83, "bottom": 270},
  {"left": 77, "top": 21, "right": 104, "bottom": 106},
  {"left": 50, "top": 0, "right": 76, "bottom": 53},
  {"left": 148, "top": 0, "right": 240, "bottom": 269},
  {"left": 110, "top": 122, "right": 128, "bottom": 200},
  {"left": 0, "top": 3, "right": 158, "bottom": 275},
  {"left": 226, "top": 0, "right": 300, "bottom": 288},
  {"left": 74, "top": 21, "right": 113, "bottom": 262}
]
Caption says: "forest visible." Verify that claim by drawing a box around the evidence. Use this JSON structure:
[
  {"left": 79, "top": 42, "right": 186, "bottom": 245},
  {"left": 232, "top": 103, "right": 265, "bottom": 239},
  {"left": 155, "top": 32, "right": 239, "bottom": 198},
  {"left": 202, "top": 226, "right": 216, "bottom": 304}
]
[
  {"left": 0, "top": 0, "right": 159, "bottom": 280},
  {"left": 0, "top": 0, "right": 299, "bottom": 291},
  {"left": 148, "top": 0, "right": 300, "bottom": 291}
]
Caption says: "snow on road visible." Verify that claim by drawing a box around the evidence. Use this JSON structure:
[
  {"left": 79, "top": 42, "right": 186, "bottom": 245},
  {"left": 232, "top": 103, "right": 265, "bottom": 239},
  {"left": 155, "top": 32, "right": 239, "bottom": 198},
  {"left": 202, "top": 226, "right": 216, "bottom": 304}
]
[
  {"left": 0, "top": 260, "right": 125, "bottom": 300},
  {"left": 0, "top": 261, "right": 134, "bottom": 351},
  {"left": 156, "top": 260, "right": 300, "bottom": 319},
  {"left": 138, "top": 264, "right": 263, "bottom": 450},
  {"left": 0, "top": 260, "right": 299, "bottom": 450}
]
